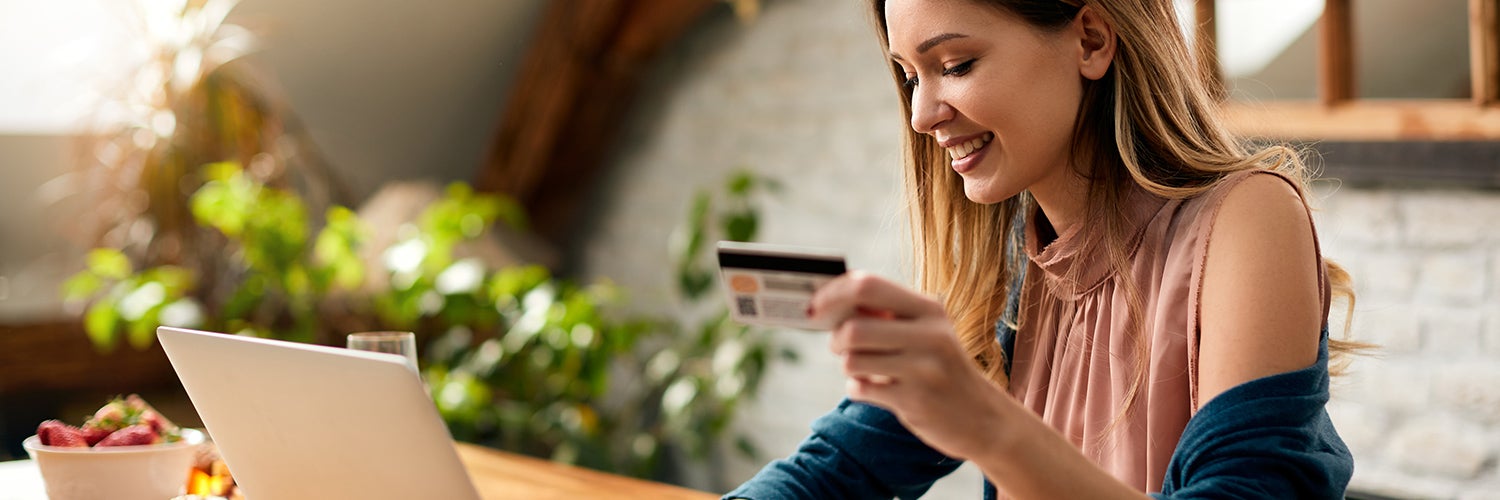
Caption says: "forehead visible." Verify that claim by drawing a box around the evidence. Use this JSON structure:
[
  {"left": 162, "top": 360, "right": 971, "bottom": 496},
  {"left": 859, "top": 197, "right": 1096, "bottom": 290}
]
[{"left": 883, "top": 0, "right": 1019, "bottom": 49}]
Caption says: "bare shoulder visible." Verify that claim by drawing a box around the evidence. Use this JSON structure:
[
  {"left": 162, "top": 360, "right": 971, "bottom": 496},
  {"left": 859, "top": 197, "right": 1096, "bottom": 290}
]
[
  {"left": 1196, "top": 172, "right": 1322, "bottom": 406},
  {"left": 1210, "top": 173, "right": 1316, "bottom": 251}
]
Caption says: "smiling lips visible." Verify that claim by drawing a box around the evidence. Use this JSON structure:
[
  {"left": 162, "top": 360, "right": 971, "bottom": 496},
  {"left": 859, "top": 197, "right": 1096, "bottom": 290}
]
[
  {"left": 944, "top": 132, "right": 993, "bottom": 172},
  {"left": 946, "top": 132, "right": 993, "bottom": 161}
]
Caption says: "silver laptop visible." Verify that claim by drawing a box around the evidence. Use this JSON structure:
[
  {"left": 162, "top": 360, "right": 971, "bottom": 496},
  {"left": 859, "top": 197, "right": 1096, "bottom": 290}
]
[{"left": 157, "top": 326, "right": 481, "bottom": 500}]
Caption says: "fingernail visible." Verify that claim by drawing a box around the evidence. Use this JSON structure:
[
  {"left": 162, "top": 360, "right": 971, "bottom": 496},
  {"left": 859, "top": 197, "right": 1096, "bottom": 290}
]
[{"left": 805, "top": 304, "right": 815, "bottom": 317}]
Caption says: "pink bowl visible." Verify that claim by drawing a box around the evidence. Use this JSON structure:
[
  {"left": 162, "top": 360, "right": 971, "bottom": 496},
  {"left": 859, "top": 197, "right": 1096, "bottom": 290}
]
[{"left": 22, "top": 428, "right": 205, "bottom": 500}]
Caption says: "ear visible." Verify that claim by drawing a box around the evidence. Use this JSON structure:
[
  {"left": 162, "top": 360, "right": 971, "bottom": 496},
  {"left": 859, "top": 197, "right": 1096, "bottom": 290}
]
[{"left": 1072, "top": 6, "right": 1117, "bottom": 81}]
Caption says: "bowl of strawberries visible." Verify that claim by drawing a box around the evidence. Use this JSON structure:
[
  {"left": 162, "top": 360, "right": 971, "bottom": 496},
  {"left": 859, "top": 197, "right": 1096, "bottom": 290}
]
[{"left": 22, "top": 394, "right": 205, "bottom": 500}]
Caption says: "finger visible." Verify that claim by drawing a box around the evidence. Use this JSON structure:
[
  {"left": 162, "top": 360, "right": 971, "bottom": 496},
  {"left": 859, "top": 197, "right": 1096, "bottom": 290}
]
[
  {"left": 841, "top": 351, "right": 907, "bottom": 382},
  {"left": 855, "top": 306, "right": 895, "bottom": 320},
  {"left": 812, "top": 271, "right": 943, "bottom": 323},
  {"left": 846, "top": 375, "right": 899, "bottom": 408},
  {"left": 829, "top": 317, "right": 911, "bottom": 355}
]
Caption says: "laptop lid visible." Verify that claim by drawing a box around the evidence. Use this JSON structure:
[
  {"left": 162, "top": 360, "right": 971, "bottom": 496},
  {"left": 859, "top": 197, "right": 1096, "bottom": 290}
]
[{"left": 157, "top": 326, "right": 480, "bottom": 500}]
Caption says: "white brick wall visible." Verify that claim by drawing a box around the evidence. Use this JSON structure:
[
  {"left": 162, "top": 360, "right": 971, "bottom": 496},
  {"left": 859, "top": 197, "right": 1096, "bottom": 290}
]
[
  {"left": 1318, "top": 188, "right": 1500, "bottom": 497},
  {"left": 1486, "top": 311, "right": 1500, "bottom": 358},
  {"left": 1388, "top": 415, "right": 1489, "bottom": 479},
  {"left": 579, "top": 0, "right": 1500, "bottom": 497}
]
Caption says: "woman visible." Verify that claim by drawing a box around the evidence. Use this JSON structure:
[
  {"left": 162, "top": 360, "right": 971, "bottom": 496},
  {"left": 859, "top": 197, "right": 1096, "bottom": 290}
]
[{"left": 725, "top": 0, "right": 1359, "bottom": 498}]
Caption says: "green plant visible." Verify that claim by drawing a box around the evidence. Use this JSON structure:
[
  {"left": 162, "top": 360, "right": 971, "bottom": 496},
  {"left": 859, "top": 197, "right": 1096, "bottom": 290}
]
[
  {"left": 425, "top": 169, "right": 794, "bottom": 482},
  {"left": 57, "top": 0, "right": 791, "bottom": 486},
  {"left": 653, "top": 170, "right": 793, "bottom": 463},
  {"left": 61, "top": 249, "right": 198, "bottom": 352},
  {"left": 63, "top": 164, "right": 793, "bottom": 485},
  {"left": 63, "top": 162, "right": 366, "bottom": 348},
  {"left": 64, "top": 0, "right": 344, "bottom": 305}
]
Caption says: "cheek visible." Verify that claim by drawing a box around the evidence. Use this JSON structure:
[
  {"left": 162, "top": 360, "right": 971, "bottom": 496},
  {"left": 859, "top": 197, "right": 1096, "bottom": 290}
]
[
  {"left": 961, "top": 65, "right": 1080, "bottom": 147},
  {"left": 1016, "top": 65, "right": 1082, "bottom": 135},
  {"left": 1004, "top": 72, "right": 1081, "bottom": 168}
]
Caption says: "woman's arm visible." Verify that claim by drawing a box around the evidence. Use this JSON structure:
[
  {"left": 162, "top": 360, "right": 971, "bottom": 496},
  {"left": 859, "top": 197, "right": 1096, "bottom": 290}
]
[
  {"left": 1145, "top": 174, "right": 1351, "bottom": 498},
  {"left": 722, "top": 398, "right": 964, "bottom": 500},
  {"left": 812, "top": 272, "right": 1148, "bottom": 499},
  {"left": 1196, "top": 174, "right": 1322, "bottom": 406},
  {"left": 980, "top": 172, "right": 1326, "bottom": 497},
  {"left": 813, "top": 175, "right": 1328, "bottom": 499}
]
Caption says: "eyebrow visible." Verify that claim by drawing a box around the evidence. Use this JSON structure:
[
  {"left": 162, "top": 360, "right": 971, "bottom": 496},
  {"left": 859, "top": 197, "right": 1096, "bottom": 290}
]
[{"left": 891, "top": 33, "right": 970, "bottom": 61}]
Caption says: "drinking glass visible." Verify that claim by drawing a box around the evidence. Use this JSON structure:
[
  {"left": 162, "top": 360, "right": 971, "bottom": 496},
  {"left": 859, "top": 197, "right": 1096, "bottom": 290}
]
[{"left": 346, "top": 331, "right": 419, "bottom": 371}]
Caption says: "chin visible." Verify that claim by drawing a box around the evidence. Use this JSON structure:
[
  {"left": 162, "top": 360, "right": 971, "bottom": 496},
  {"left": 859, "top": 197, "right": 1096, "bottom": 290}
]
[{"left": 961, "top": 178, "right": 1015, "bottom": 205}]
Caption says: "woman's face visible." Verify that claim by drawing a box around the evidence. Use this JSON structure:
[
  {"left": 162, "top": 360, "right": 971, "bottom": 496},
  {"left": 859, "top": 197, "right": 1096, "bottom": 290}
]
[{"left": 885, "top": 0, "right": 1087, "bottom": 204}]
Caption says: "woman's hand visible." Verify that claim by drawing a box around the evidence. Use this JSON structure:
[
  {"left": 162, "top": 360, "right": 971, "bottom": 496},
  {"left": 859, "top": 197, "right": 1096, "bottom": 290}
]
[{"left": 810, "top": 271, "right": 1014, "bottom": 462}]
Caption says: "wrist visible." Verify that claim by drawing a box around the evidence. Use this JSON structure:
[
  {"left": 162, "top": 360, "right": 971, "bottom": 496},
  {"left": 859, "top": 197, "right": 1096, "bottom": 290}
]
[{"left": 970, "top": 389, "right": 1028, "bottom": 472}]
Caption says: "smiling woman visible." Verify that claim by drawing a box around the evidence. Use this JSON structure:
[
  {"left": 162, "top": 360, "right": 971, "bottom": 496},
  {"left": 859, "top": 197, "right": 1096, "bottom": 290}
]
[{"left": 723, "top": 0, "right": 1360, "bottom": 499}]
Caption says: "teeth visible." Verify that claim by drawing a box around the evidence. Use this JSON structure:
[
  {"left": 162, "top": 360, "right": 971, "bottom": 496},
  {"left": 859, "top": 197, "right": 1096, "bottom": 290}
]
[{"left": 946, "top": 132, "right": 992, "bottom": 161}]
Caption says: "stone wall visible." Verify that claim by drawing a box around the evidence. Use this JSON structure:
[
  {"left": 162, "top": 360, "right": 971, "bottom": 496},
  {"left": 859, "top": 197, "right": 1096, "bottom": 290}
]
[
  {"left": 1317, "top": 189, "right": 1500, "bottom": 498},
  {"left": 577, "top": 0, "right": 1500, "bottom": 497}
]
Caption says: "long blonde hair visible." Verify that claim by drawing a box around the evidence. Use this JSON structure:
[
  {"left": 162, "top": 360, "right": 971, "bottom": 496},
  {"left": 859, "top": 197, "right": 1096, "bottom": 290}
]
[{"left": 867, "top": 0, "right": 1360, "bottom": 399}]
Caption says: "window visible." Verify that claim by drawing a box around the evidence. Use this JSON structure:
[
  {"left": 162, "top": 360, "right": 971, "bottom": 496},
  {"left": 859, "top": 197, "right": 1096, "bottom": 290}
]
[
  {"left": 0, "top": 0, "right": 133, "bottom": 134},
  {"left": 1193, "top": 0, "right": 1500, "bottom": 141}
]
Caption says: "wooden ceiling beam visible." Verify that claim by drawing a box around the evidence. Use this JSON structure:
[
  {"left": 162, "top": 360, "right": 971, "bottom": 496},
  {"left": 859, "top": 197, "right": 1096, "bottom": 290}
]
[
  {"left": 1471, "top": 0, "right": 1499, "bottom": 106},
  {"left": 1194, "top": 0, "right": 1224, "bottom": 101},
  {"left": 474, "top": 0, "right": 716, "bottom": 253},
  {"left": 1319, "top": 0, "right": 1355, "bottom": 105}
]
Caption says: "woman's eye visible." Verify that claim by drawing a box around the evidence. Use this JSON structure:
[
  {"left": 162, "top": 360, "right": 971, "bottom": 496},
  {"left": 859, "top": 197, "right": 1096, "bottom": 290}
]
[
  {"left": 902, "top": 59, "right": 971, "bottom": 90},
  {"left": 942, "top": 59, "right": 974, "bottom": 77}
]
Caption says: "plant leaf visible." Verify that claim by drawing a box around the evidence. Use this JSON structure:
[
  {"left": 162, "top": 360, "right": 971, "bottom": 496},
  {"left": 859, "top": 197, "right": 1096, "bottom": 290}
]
[
  {"left": 679, "top": 269, "right": 713, "bottom": 301},
  {"left": 727, "top": 170, "right": 755, "bottom": 196},
  {"left": 86, "top": 248, "right": 132, "bottom": 280},
  {"left": 721, "top": 212, "right": 758, "bottom": 242},
  {"left": 84, "top": 300, "right": 119, "bottom": 353},
  {"left": 735, "top": 434, "right": 760, "bottom": 459},
  {"left": 674, "top": 191, "right": 711, "bottom": 267},
  {"left": 61, "top": 272, "right": 104, "bottom": 302},
  {"left": 126, "top": 308, "right": 160, "bottom": 350}
]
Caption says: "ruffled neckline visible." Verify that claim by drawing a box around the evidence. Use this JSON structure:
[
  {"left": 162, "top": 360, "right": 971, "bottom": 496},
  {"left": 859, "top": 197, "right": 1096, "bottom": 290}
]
[{"left": 1023, "top": 186, "right": 1168, "bottom": 299}]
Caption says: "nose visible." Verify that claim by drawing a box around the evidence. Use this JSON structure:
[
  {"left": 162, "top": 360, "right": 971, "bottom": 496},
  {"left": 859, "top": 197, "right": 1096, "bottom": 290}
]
[{"left": 909, "top": 84, "right": 954, "bottom": 135}]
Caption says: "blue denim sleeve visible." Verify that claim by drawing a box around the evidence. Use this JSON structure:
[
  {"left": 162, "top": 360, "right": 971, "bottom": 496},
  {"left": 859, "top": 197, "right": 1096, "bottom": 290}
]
[
  {"left": 1150, "top": 330, "right": 1353, "bottom": 499},
  {"left": 722, "top": 399, "right": 964, "bottom": 500}
]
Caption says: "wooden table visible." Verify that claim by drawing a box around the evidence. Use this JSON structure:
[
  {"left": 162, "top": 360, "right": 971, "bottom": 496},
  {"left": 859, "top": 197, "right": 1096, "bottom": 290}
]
[
  {"left": 456, "top": 443, "right": 719, "bottom": 499},
  {"left": 0, "top": 443, "right": 720, "bottom": 499}
]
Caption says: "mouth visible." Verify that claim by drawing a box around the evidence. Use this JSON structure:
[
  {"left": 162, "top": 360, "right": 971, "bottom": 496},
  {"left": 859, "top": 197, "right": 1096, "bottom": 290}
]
[
  {"left": 944, "top": 132, "right": 993, "bottom": 161},
  {"left": 944, "top": 132, "right": 993, "bottom": 173}
]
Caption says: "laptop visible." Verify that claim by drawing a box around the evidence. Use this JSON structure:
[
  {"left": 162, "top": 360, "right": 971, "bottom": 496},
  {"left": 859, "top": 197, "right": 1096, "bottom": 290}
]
[{"left": 156, "top": 326, "right": 481, "bottom": 500}]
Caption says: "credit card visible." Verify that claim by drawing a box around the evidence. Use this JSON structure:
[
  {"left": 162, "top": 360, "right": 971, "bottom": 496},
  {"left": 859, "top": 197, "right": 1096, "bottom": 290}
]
[{"left": 716, "top": 241, "right": 847, "bottom": 330}]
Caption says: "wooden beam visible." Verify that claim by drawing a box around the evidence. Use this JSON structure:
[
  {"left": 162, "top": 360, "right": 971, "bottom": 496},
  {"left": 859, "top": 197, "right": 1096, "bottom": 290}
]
[
  {"left": 1194, "top": 0, "right": 1224, "bottom": 101},
  {"left": 475, "top": 0, "right": 629, "bottom": 201},
  {"left": 1224, "top": 100, "right": 1500, "bottom": 141},
  {"left": 1319, "top": 0, "right": 1355, "bottom": 105},
  {"left": 1471, "top": 0, "right": 1499, "bottom": 105},
  {"left": 474, "top": 0, "right": 716, "bottom": 252}
]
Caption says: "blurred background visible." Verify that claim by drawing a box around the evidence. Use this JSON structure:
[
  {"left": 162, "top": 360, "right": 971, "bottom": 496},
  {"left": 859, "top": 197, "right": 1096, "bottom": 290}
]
[{"left": 1, "top": 0, "right": 1498, "bottom": 498}]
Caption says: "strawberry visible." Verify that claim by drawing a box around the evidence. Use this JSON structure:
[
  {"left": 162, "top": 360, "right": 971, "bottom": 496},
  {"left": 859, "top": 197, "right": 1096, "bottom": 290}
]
[
  {"left": 81, "top": 426, "right": 112, "bottom": 446},
  {"left": 84, "top": 399, "right": 129, "bottom": 432},
  {"left": 95, "top": 424, "right": 160, "bottom": 447},
  {"left": 126, "top": 394, "right": 180, "bottom": 438},
  {"left": 36, "top": 420, "right": 89, "bottom": 448}
]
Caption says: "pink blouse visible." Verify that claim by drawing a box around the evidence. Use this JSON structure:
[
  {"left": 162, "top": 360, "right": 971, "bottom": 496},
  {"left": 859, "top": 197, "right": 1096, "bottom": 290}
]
[{"left": 1007, "top": 169, "right": 1330, "bottom": 493}]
